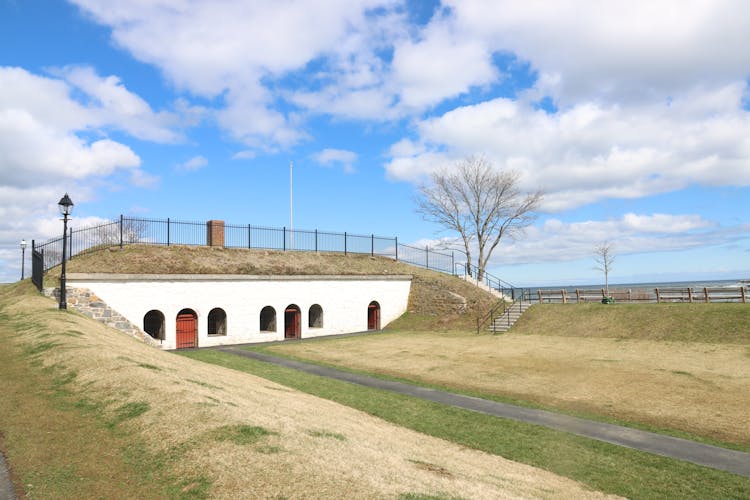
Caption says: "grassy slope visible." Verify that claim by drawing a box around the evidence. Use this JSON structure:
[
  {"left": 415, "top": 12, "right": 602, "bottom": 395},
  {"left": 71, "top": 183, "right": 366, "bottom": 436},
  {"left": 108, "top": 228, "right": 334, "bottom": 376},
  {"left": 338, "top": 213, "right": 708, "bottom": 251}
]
[
  {"left": 48, "top": 244, "right": 499, "bottom": 330},
  {"left": 512, "top": 302, "right": 750, "bottom": 344},
  {"left": 260, "top": 301, "right": 750, "bottom": 448},
  {"left": 181, "top": 348, "right": 750, "bottom": 500},
  {"left": 0, "top": 282, "right": 603, "bottom": 499}
]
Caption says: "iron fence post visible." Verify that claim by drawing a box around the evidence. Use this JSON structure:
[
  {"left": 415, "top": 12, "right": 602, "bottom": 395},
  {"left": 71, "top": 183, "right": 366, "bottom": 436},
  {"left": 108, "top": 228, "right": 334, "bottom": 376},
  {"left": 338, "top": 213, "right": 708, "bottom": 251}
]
[
  {"left": 344, "top": 232, "right": 347, "bottom": 255},
  {"left": 451, "top": 251, "right": 455, "bottom": 275},
  {"left": 425, "top": 245, "right": 429, "bottom": 269},
  {"left": 248, "top": 224, "right": 251, "bottom": 249},
  {"left": 315, "top": 229, "right": 318, "bottom": 252},
  {"left": 395, "top": 237, "right": 398, "bottom": 261},
  {"left": 371, "top": 234, "right": 374, "bottom": 256},
  {"left": 60, "top": 220, "right": 68, "bottom": 309},
  {"left": 119, "top": 214, "right": 123, "bottom": 248},
  {"left": 167, "top": 218, "right": 170, "bottom": 246},
  {"left": 283, "top": 227, "right": 286, "bottom": 251}
]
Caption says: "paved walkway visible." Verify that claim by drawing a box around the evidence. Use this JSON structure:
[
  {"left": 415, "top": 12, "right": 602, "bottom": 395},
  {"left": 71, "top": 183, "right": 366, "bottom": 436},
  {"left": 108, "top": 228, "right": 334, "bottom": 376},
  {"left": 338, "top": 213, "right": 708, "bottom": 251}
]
[
  {"left": 0, "top": 452, "right": 16, "bottom": 500},
  {"left": 218, "top": 346, "right": 750, "bottom": 478}
]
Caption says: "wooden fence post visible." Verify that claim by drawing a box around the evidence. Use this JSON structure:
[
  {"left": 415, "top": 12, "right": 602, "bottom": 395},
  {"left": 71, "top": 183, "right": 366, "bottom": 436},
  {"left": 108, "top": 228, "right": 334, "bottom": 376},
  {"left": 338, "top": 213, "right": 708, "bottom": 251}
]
[
  {"left": 704, "top": 287, "right": 710, "bottom": 303},
  {"left": 688, "top": 288, "right": 693, "bottom": 303},
  {"left": 742, "top": 287, "right": 746, "bottom": 304},
  {"left": 655, "top": 288, "right": 661, "bottom": 303},
  {"left": 562, "top": 289, "right": 567, "bottom": 304},
  {"left": 537, "top": 290, "right": 542, "bottom": 303}
]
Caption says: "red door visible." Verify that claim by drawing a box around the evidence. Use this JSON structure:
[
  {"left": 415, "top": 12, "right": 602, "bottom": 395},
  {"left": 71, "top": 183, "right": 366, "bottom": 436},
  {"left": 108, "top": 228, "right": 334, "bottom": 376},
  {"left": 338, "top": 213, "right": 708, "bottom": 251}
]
[
  {"left": 367, "top": 302, "right": 380, "bottom": 330},
  {"left": 176, "top": 311, "right": 197, "bottom": 349},
  {"left": 284, "top": 306, "right": 300, "bottom": 339}
]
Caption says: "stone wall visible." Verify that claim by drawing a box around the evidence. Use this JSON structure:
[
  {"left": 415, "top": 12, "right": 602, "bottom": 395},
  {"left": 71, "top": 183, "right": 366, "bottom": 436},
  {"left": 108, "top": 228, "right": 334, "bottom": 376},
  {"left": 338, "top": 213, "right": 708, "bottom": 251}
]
[{"left": 46, "top": 287, "right": 160, "bottom": 347}]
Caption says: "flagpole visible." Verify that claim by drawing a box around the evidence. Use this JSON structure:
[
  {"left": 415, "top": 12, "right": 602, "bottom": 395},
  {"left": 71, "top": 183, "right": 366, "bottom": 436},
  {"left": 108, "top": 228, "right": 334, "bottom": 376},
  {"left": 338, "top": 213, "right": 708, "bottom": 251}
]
[{"left": 289, "top": 160, "right": 293, "bottom": 249}]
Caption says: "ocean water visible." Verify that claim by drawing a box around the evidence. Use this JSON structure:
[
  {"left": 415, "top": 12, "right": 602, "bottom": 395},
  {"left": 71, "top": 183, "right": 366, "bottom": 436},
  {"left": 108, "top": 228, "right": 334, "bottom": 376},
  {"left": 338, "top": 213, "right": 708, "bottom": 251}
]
[{"left": 530, "top": 279, "right": 747, "bottom": 294}]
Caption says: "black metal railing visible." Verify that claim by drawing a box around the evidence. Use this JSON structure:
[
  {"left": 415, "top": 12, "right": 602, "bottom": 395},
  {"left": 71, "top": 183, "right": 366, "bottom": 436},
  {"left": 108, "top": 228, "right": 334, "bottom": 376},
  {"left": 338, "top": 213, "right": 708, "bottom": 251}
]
[
  {"left": 32, "top": 216, "right": 459, "bottom": 277},
  {"left": 31, "top": 245, "right": 44, "bottom": 291},
  {"left": 455, "top": 262, "right": 529, "bottom": 301}
]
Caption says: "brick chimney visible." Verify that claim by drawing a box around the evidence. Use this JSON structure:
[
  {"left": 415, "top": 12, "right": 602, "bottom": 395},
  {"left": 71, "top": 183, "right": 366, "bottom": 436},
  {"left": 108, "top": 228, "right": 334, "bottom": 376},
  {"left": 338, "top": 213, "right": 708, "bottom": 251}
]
[{"left": 207, "top": 220, "right": 225, "bottom": 247}]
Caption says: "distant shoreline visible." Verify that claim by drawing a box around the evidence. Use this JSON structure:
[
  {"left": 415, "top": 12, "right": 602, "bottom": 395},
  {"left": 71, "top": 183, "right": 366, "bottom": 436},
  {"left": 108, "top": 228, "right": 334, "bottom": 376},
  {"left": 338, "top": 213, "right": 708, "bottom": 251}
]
[{"left": 524, "top": 278, "right": 746, "bottom": 291}]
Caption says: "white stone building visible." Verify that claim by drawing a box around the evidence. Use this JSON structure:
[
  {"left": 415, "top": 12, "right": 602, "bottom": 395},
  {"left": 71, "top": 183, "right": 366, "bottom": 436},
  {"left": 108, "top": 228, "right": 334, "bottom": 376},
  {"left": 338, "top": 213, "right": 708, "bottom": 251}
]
[{"left": 66, "top": 273, "right": 412, "bottom": 350}]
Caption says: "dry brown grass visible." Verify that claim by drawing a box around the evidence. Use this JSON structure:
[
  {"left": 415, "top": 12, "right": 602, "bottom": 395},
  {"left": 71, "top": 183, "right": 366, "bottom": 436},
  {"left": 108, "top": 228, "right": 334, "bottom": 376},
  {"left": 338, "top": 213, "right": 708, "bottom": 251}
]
[
  {"left": 266, "top": 329, "right": 750, "bottom": 447},
  {"left": 0, "top": 283, "right": 613, "bottom": 499},
  {"left": 48, "top": 244, "right": 498, "bottom": 330}
]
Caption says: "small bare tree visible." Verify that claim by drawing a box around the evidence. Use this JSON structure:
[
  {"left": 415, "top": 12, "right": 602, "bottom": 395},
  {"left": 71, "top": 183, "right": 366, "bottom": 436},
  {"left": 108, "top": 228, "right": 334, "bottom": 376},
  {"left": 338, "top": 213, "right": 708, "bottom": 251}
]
[
  {"left": 416, "top": 155, "right": 542, "bottom": 281},
  {"left": 594, "top": 241, "right": 615, "bottom": 295},
  {"left": 94, "top": 218, "right": 147, "bottom": 246}
]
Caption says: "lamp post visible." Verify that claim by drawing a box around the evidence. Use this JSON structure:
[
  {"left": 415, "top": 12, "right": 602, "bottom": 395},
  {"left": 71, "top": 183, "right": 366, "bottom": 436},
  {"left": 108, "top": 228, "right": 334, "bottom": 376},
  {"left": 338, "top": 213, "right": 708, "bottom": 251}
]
[
  {"left": 20, "top": 239, "right": 27, "bottom": 280},
  {"left": 58, "top": 193, "right": 74, "bottom": 310}
]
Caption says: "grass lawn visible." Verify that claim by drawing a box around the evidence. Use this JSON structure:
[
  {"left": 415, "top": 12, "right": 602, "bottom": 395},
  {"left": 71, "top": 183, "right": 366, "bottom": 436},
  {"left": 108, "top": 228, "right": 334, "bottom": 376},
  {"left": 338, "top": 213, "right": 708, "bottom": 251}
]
[
  {"left": 259, "top": 303, "right": 750, "bottom": 448},
  {"left": 180, "top": 348, "right": 750, "bottom": 499},
  {"left": 1, "top": 282, "right": 607, "bottom": 499}
]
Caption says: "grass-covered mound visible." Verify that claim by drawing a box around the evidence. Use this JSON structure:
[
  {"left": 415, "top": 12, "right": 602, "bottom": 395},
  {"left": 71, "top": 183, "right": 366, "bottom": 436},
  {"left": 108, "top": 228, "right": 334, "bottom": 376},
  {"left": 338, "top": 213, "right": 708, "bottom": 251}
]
[{"left": 47, "top": 244, "right": 499, "bottom": 330}]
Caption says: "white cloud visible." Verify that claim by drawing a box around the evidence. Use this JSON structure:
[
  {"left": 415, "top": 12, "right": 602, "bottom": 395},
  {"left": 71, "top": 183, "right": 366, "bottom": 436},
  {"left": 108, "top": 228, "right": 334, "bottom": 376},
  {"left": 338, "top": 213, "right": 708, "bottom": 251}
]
[
  {"left": 444, "top": 0, "right": 750, "bottom": 105},
  {"left": 232, "top": 150, "right": 257, "bottom": 160},
  {"left": 69, "top": 0, "right": 750, "bottom": 132},
  {"left": 621, "top": 213, "right": 713, "bottom": 234},
  {"left": 71, "top": 0, "right": 404, "bottom": 144},
  {"left": 413, "top": 212, "right": 742, "bottom": 267},
  {"left": 313, "top": 148, "right": 358, "bottom": 173},
  {"left": 386, "top": 83, "right": 750, "bottom": 210},
  {"left": 0, "top": 68, "right": 144, "bottom": 186},
  {"left": 176, "top": 155, "right": 208, "bottom": 173},
  {"left": 57, "top": 65, "right": 182, "bottom": 142},
  {"left": 0, "top": 66, "right": 176, "bottom": 280},
  {"left": 391, "top": 19, "right": 498, "bottom": 109}
]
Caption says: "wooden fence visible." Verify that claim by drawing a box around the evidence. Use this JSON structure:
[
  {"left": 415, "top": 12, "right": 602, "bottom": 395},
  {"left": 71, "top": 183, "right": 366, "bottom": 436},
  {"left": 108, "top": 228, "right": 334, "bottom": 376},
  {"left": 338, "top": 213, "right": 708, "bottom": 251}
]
[{"left": 535, "top": 286, "right": 747, "bottom": 304}]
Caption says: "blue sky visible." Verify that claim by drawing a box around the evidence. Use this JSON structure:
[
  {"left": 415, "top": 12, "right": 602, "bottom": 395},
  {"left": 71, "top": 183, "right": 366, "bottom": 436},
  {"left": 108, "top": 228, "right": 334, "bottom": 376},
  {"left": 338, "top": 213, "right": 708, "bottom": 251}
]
[{"left": 1, "top": 0, "right": 750, "bottom": 286}]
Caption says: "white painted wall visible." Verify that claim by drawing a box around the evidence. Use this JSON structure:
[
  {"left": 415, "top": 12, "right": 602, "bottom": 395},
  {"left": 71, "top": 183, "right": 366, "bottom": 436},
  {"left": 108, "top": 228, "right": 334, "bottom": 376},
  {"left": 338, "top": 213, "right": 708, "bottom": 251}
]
[{"left": 67, "top": 274, "right": 411, "bottom": 349}]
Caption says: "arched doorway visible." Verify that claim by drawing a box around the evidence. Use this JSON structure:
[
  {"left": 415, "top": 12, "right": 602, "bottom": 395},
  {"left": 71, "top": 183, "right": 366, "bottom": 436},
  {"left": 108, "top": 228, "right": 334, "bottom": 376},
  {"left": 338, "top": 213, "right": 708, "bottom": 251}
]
[
  {"left": 143, "top": 310, "right": 165, "bottom": 340},
  {"left": 176, "top": 308, "right": 198, "bottom": 349},
  {"left": 367, "top": 301, "right": 380, "bottom": 331},
  {"left": 308, "top": 304, "right": 323, "bottom": 328},
  {"left": 260, "top": 306, "right": 276, "bottom": 332},
  {"left": 208, "top": 308, "right": 227, "bottom": 336},
  {"left": 284, "top": 304, "right": 301, "bottom": 339}
]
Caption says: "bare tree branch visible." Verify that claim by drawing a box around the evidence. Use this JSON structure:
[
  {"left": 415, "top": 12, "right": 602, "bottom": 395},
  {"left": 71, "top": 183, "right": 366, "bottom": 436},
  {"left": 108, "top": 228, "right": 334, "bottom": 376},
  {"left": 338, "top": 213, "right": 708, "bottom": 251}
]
[
  {"left": 594, "top": 241, "right": 615, "bottom": 295},
  {"left": 415, "top": 155, "right": 543, "bottom": 280}
]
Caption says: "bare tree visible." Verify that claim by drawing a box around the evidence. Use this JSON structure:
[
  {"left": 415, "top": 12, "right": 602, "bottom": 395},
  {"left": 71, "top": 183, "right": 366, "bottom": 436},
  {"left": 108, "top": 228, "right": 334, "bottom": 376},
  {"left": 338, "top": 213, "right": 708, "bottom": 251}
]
[
  {"left": 416, "top": 155, "right": 543, "bottom": 280},
  {"left": 594, "top": 241, "right": 615, "bottom": 295},
  {"left": 94, "top": 218, "right": 147, "bottom": 246}
]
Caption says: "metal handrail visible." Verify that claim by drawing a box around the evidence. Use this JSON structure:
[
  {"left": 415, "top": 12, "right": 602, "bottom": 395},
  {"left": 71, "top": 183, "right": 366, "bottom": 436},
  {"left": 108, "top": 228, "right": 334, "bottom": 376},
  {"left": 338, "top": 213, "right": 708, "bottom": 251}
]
[{"left": 476, "top": 297, "right": 508, "bottom": 334}]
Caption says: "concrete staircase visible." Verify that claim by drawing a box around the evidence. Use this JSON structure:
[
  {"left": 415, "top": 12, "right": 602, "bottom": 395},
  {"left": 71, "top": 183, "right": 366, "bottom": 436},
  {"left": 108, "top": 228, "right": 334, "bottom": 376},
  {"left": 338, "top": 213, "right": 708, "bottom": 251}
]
[
  {"left": 44, "top": 287, "right": 160, "bottom": 347},
  {"left": 458, "top": 274, "right": 511, "bottom": 300},
  {"left": 488, "top": 301, "right": 532, "bottom": 333}
]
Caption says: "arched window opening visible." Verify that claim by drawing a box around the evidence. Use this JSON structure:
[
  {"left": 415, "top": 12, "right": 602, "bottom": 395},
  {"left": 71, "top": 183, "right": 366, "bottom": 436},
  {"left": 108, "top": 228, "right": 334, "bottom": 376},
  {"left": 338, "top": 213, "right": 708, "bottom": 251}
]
[
  {"left": 367, "top": 301, "right": 380, "bottom": 331},
  {"left": 143, "top": 310, "right": 165, "bottom": 340},
  {"left": 260, "top": 306, "right": 276, "bottom": 332},
  {"left": 208, "top": 308, "right": 227, "bottom": 336},
  {"left": 285, "top": 304, "right": 301, "bottom": 339},
  {"left": 176, "top": 308, "right": 198, "bottom": 349},
  {"left": 308, "top": 304, "right": 323, "bottom": 328}
]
